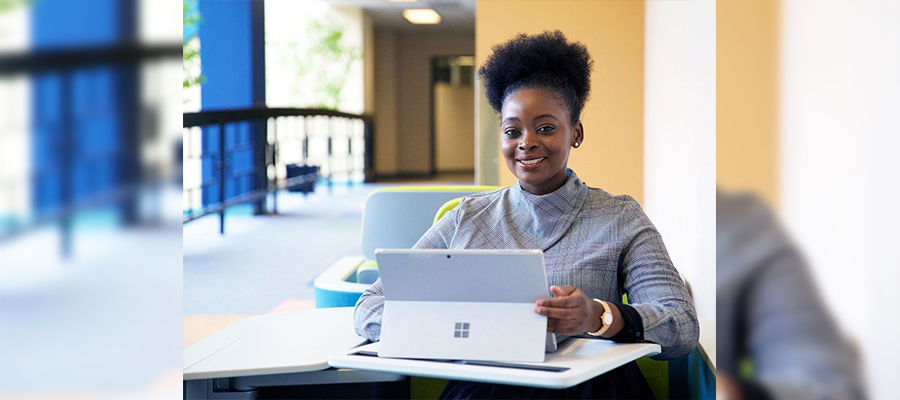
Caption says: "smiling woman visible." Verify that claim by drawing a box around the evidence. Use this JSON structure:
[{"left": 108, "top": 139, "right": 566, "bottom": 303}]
[
  {"left": 354, "top": 30, "right": 698, "bottom": 399},
  {"left": 480, "top": 30, "right": 590, "bottom": 196}
]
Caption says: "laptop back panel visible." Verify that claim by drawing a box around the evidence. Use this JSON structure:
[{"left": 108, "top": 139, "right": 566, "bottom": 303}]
[{"left": 376, "top": 249, "right": 550, "bottom": 363}]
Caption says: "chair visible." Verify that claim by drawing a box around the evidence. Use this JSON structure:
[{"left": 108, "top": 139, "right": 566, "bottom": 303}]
[
  {"left": 313, "top": 186, "right": 499, "bottom": 309},
  {"left": 359, "top": 186, "right": 499, "bottom": 260}
]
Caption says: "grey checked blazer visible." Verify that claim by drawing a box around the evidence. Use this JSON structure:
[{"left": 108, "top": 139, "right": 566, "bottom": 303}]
[{"left": 355, "top": 170, "right": 699, "bottom": 359}]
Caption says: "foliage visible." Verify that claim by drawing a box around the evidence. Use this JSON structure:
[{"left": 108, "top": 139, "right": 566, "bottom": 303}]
[
  {"left": 183, "top": 0, "right": 204, "bottom": 91},
  {"left": 0, "top": 0, "right": 32, "bottom": 14},
  {"left": 299, "top": 16, "right": 361, "bottom": 110}
]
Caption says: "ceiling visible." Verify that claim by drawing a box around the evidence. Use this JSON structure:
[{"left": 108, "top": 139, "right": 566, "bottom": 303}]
[{"left": 327, "top": 0, "right": 475, "bottom": 32}]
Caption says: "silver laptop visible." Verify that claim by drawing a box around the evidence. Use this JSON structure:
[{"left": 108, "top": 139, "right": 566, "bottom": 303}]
[{"left": 375, "top": 249, "right": 562, "bottom": 363}]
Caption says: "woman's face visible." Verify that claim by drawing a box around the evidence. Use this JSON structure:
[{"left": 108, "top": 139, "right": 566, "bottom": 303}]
[{"left": 500, "top": 88, "right": 583, "bottom": 195}]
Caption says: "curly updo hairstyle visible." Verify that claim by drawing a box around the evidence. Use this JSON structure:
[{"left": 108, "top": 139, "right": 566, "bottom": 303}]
[{"left": 478, "top": 30, "right": 593, "bottom": 125}]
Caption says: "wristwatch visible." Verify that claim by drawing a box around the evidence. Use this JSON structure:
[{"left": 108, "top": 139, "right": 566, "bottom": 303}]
[{"left": 586, "top": 299, "right": 613, "bottom": 336}]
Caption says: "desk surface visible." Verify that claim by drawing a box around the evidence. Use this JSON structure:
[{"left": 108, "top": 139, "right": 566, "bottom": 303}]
[
  {"left": 183, "top": 307, "right": 367, "bottom": 380},
  {"left": 330, "top": 339, "right": 661, "bottom": 389}
]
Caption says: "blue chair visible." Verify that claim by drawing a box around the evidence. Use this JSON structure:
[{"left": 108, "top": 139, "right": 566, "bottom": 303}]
[{"left": 313, "top": 186, "right": 499, "bottom": 308}]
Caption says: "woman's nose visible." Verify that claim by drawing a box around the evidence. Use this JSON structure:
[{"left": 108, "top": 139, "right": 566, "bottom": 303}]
[{"left": 518, "top": 132, "right": 539, "bottom": 150}]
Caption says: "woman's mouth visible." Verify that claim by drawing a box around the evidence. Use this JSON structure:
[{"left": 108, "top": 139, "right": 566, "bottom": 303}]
[{"left": 517, "top": 157, "right": 547, "bottom": 167}]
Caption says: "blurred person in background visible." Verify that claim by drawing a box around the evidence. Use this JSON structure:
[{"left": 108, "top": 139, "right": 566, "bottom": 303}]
[{"left": 716, "top": 191, "right": 865, "bottom": 400}]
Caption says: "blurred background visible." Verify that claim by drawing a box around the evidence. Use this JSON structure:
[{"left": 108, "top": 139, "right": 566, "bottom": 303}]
[
  {"left": 0, "top": 0, "right": 184, "bottom": 397},
  {"left": 719, "top": 0, "right": 898, "bottom": 399},
  {"left": 0, "top": 0, "right": 896, "bottom": 398}
]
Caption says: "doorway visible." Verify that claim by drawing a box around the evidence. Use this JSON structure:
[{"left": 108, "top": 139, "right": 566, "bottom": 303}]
[{"left": 431, "top": 55, "right": 475, "bottom": 178}]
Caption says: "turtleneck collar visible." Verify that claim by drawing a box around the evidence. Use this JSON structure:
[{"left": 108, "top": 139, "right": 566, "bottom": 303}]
[
  {"left": 514, "top": 169, "right": 586, "bottom": 211},
  {"left": 508, "top": 169, "right": 588, "bottom": 249}
]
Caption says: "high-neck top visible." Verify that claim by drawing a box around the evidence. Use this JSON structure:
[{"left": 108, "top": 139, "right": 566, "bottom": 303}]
[{"left": 507, "top": 169, "right": 589, "bottom": 250}]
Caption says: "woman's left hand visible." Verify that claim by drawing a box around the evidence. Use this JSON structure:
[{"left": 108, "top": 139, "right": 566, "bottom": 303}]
[{"left": 534, "top": 285, "right": 599, "bottom": 336}]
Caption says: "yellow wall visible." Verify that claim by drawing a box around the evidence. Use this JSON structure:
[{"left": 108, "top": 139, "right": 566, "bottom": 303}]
[
  {"left": 476, "top": 0, "right": 644, "bottom": 203},
  {"left": 717, "top": 0, "right": 779, "bottom": 206}
]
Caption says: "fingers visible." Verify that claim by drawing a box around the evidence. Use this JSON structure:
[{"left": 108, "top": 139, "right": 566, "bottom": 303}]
[
  {"left": 534, "top": 306, "right": 575, "bottom": 319},
  {"left": 536, "top": 286, "right": 591, "bottom": 335},
  {"left": 537, "top": 296, "right": 578, "bottom": 308},
  {"left": 533, "top": 304, "right": 579, "bottom": 320},
  {"left": 546, "top": 317, "right": 582, "bottom": 335},
  {"left": 550, "top": 285, "right": 577, "bottom": 297}
]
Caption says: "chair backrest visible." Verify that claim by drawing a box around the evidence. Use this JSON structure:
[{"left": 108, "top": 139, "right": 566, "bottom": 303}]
[
  {"left": 433, "top": 197, "right": 462, "bottom": 224},
  {"left": 360, "top": 186, "right": 499, "bottom": 259}
]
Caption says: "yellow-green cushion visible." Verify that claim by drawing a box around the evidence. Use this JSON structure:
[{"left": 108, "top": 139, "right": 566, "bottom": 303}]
[{"left": 433, "top": 198, "right": 462, "bottom": 224}]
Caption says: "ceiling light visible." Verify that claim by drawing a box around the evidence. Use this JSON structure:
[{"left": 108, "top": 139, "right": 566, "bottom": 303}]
[{"left": 403, "top": 9, "right": 441, "bottom": 25}]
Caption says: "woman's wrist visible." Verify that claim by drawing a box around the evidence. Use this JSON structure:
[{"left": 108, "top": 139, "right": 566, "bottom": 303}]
[
  {"left": 586, "top": 299, "right": 604, "bottom": 333},
  {"left": 586, "top": 300, "right": 626, "bottom": 338},
  {"left": 600, "top": 302, "right": 625, "bottom": 338}
]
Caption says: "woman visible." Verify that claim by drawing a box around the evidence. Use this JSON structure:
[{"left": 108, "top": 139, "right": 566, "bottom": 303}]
[{"left": 355, "top": 30, "right": 698, "bottom": 399}]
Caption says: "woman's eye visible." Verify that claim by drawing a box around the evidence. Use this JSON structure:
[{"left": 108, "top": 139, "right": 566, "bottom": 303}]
[
  {"left": 537, "top": 125, "right": 555, "bottom": 133},
  {"left": 504, "top": 129, "right": 520, "bottom": 136}
]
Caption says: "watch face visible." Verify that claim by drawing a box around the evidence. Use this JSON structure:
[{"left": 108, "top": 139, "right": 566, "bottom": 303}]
[{"left": 603, "top": 313, "right": 614, "bottom": 326}]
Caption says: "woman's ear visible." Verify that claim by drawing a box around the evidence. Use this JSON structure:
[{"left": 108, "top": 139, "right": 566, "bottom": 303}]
[{"left": 573, "top": 121, "right": 585, "bottom": 148}]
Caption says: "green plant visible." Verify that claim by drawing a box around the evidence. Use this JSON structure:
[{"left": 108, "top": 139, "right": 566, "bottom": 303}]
[
  {"left": 0, "top": 0, "right": 32, "bottom": 14},
  {"left": 183, "top": 0, "right": 204, "bottom": 91},
  {"left": 301, "top": 16, "right": 361, "bottom": 110}
]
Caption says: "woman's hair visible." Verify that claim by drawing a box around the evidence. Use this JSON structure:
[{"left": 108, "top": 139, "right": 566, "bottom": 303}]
[{"left": 478, "top": 30, "right": 593, "bottom": 124}]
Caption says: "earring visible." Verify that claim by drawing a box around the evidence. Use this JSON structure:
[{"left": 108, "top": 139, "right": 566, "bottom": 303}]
[{"left": 573, "top": 142, "right": 580, "bottom": 148}]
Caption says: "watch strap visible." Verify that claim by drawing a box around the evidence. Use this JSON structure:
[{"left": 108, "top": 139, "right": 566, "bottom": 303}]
[{"left": 586, "top": 299, "right": 612, "bottom": 336}]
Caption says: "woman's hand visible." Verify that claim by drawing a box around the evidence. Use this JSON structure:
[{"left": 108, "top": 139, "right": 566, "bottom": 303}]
[{"left": 534, "top": 285, "right": 601, "bottom": 336}]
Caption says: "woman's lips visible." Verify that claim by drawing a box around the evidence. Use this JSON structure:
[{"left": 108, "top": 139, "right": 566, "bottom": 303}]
[{"left": 517, "top": 157, "right": 547, "bottom": 169}]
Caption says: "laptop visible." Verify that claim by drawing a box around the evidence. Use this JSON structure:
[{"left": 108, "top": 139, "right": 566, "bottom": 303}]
[{"left": 375, "top": 249, "right": 563, "bottom": 363}]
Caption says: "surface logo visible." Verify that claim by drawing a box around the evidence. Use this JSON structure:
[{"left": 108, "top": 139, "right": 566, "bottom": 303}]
[{"left": 454, "top": 322, "right": 470, "bottom": 338}]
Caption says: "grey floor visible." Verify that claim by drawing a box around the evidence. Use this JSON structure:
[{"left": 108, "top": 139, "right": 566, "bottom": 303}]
[{"left": 183, "top": 174, "right": 473, "bottom": 315}]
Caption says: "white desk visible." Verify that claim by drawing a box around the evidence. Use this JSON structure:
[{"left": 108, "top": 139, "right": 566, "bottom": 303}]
[
  {"left": 183, "top": 307, "right": 404, "bottom": 399},
  {"left": 329, "top": 339, "right": 661, "bottom": 389}
]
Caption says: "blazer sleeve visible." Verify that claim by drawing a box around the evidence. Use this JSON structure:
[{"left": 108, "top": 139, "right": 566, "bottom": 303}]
[{"left": 618, "top": 200, "right": 700, "bottom": 359}]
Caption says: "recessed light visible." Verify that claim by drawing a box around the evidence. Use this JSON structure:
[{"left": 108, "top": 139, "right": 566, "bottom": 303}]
[{"left": 403, "top": 9, "right": 441, "bottom": 25}]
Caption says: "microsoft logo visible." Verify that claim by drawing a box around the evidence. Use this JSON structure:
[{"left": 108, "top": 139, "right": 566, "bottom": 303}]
[{"left": 454, "top": 322, "right": 470, "bottom": 338}]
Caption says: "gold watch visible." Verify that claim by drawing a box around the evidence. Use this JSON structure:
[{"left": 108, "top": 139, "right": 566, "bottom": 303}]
[{"left": 586, "top": 299, "right": 613, "bottom": 336}]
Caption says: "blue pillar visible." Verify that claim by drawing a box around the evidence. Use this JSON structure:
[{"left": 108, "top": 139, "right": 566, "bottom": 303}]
[
  {"left": 198, "top": 0, "right": 267, "bottom": 216},
  {"left": 30, "top": 0, "right": 138, "bottom": 255}
]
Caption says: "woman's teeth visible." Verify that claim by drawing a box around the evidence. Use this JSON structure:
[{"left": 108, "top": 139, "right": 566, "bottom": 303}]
[{"left": 520, "top": 157, "right": 546, "bottom": 165}]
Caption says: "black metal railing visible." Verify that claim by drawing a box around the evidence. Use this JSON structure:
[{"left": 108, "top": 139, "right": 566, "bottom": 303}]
[
  {"left": 182, "top": 107, "right": 373, "bottom": 234},
  {"left": 0, "top": 43, "right": 182, "bottom": 255}
]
